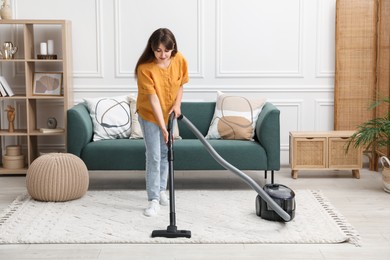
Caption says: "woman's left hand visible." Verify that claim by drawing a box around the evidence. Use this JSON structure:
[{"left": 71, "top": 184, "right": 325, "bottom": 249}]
[{"left": 169, "top": 105, "right": 181, "bottom": 118}]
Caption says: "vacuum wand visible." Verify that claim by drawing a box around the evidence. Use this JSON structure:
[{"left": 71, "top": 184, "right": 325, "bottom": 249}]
[
  {"left": 151, "top": 112, "right": 191, "bottom": 238},
  {"left": 178, "top": 114, "right": 291, "bottom": 222},
  {"left": 167, "top": 111, "right": 176, "bottom": 227}
]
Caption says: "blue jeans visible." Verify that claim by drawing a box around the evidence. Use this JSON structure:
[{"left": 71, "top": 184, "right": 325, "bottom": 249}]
[{"left": 138, "top": 116, "right": 168, "bottom": 201}]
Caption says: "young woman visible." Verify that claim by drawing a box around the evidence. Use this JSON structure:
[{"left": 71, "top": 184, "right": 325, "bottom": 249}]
[{"left": 135, "top": 28, "right": 189, "bottom": 217}]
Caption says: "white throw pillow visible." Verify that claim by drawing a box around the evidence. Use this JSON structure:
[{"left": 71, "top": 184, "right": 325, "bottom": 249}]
[
  {"left": 84, "top": 95, "right": 131, "bottom": 141},
  {"left": 128, "top": 96, "right": 181, "bottom": 139},
  {"left": 205, "top": 91, "right": 266, "bottom": 140},
  {"left": 128, "top": 96, "right": 143, "bottom": 139}
]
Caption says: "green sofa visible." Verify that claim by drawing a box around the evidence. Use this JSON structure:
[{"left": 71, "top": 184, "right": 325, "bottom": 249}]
[{"left": 67, "top": 102, "right": 280, "bottom": 181}]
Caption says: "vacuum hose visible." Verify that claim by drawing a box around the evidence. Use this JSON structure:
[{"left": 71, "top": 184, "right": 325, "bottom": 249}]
[{"left": 177, "top": 114, "right": 291, "bottom": 222}]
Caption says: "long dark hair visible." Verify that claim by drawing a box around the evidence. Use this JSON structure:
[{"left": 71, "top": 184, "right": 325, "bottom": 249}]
[{"left": 134, "top": 28, "right": 178, "bottom": 77}]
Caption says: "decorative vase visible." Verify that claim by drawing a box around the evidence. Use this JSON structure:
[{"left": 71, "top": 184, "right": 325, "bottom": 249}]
[
  {"left": 47, "top": 117, "right": 57, "bottom": 129},
  {"left": 379, "top": 156, "right": 390, "bottom": 193},
  {"left": 0, "top": 0, "right": 12, "bottom": 20}
]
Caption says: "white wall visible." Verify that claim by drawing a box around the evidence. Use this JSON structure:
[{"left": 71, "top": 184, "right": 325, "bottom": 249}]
[{"left": 8, "top": 0, "right": 336, "bottom": 165}]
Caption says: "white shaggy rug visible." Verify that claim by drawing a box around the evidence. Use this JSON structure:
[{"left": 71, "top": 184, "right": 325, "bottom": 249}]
[{"left": 0, "top": 190, "right": 359, "bottom": 245}]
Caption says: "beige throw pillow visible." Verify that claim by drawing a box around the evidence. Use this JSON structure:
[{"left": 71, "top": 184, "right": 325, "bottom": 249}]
[{"left": 205, "top": 91, "right": 266, "bottom": 140}]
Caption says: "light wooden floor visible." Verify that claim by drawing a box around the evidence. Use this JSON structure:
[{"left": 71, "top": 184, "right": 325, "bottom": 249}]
[{"left": 0, "top": 167, "right": 389, "bottom": 260}]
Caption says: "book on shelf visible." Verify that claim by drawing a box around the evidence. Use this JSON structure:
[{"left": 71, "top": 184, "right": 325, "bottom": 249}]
[
  {"left": 0, "top": 82, "right": 7, "bottom": 97},
  {"left": 0, "top": 76, "right": 15, "bottom": 97},
  {"left": 39, "top": 128, "right": 65, "bottom": 133}
]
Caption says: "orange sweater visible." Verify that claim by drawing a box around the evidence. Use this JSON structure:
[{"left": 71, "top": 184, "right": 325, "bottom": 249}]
[{"left": 136, "top": 51, "right": 189, "bottom": 125}]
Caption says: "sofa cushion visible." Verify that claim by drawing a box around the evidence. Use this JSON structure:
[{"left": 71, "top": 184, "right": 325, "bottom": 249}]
[
  {"left": 83, "top": 96, "right": 131, "bottom": 141},
  {"left": 81, "top": 139, "right": 146, "bottom": 170},
  {"left": 174, "top": 140, "right": 267, "bottom": 170},
  {"left": 205, "top": 92, "right": 266, "bottom": 140},
  {"left": 80, "top": 139, "right": 267, "bottom": 171},
  {"left": 179, "top": 102, "right": 216, "bottom": 139}
]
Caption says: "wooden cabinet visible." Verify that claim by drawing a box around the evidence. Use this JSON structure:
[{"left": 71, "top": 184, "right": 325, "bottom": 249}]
[
  {"left": 289, "top": 131, "right": 362, "bottom": 179},
  {"left": 0, "top": 20, "right": 72, "bottom": 174}
]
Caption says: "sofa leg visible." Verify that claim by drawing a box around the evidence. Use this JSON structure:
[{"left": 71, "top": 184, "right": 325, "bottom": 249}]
[{"left": 264, "top": 170, "right": 275, "bottom": 184}]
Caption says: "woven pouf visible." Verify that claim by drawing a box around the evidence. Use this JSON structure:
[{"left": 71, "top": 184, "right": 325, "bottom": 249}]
[{"left": 26, "top": 153, "right": 89, "bottom": 202}]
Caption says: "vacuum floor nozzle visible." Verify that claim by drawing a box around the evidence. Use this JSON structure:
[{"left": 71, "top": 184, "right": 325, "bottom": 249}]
[{"left": 152, "top": 225, "right": 191, "bottom": 238}]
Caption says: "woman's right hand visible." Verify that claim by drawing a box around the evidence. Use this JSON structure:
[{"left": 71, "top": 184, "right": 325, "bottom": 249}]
[
  {"left": 148, "top": 94, "right": 170, "bottom": 143},
  {"left": 162, "top": 127, "right": 169, "bottom": 143}
]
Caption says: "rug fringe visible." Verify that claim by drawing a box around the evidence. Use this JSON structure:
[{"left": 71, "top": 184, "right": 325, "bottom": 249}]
[
  {"left": 311, "top": 190, "right": 361, "bottom": 247},
  {"left": 0, "top": 193, "right": 29, "bottom": 227}
]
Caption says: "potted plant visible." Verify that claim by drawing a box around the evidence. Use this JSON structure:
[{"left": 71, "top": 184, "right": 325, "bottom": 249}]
[{"left": 347, "top": 97, "right": 390, "bottom": 192}]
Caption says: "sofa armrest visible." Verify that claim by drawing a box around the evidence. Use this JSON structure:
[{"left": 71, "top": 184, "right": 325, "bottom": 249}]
[
  {"left": 255, "top": 102, "right": 280, "bottom": 170},
  {"left": 67, "top": 103, "right": 93, "bottom": 156}
]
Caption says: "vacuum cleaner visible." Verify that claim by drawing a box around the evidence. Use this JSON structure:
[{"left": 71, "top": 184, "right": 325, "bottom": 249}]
[
  {"left": 256, "top": 184, "right": 295, "bottom": 221},
  {"left": 152, "top": 113, "right": 295, "bottom": 238},
  {"left": 151, "top": 113, "right": 191, "bottom": 238}
]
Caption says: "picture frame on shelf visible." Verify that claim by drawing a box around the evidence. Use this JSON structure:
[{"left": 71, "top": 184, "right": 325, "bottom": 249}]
[{"left": 33, "top": 72, "right": 63, "bottom": 96}]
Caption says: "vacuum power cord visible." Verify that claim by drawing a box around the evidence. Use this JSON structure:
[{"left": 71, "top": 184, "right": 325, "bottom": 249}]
[{"left": 178, "top": 115, "right": 291, "bottom": 222}]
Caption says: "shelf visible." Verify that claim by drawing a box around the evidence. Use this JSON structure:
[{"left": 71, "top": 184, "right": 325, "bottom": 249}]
[
  {"left": 0, "top": 167, "right": 27, "bottom": 174},
  {"left": 28, "top": 96, "right": 64, "bottom": 100},
  {"left": 0, "top": 19, "right": 72, "bottom": 174},
  {"left": 26, "top": 59, "right": 64, "bottom": 62},
  {"left": 0, "top": 96, "right": 65, "bottom": 100},
  {"left": 0, "top": 129, "right": 28, "bottom": 136},
  {"left": 30, "top": 129, "right": 65, "bottom": 136},
  {"left": 0, "top": 59, "right": 63, "bottom": 62},
  {"left": 0, "top": 19, "right": 67, "bottom": 25},
  {"left": 0, "top": 95, "right": 27, "bottom": 100},
  {"left": 0, "top": 59, "right": 26, "bottom": 62}
]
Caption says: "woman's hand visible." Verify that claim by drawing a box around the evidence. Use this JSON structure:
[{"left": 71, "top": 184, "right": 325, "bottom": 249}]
[
  {"left": 148, "top": 94, "right": 170, "bottom": 143},
  {"left": 161, "top": 127, "right": 169, "bottom": 144},
  {"left": 169, "top": 86, "right": 183, "bottom": 119},
  {"left": 169, "top": 105, "right": 181, "bottom": 119}
]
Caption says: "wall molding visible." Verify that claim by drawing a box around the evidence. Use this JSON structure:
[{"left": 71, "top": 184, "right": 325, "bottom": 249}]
[
  {"left": 73, "top": 0, "right": 103, "bottom": 78},
  {"left": 216, "top": 0, "right": 304, "bottom": 78},
  {"left": 271, "top": 99, "right": 304, "bottom": 130},
  {"left": 13, "top": 0, "right": 103, "bottom": 78},
  {"left": 315, "top": 0, "right": 336, "bottom": 78},
  {"left": 269, "top": 99, "right": 304, "bottom": 150},
  {"left": 315, "top": 99, "right": 334, "bottom": 130},
  {"left": 114, "top": 0, "right": 204, "bottom": 78},
  {"left": 73, "top": 84, "right": 334, "bottom": 94}
]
